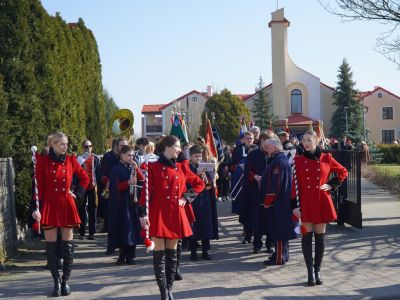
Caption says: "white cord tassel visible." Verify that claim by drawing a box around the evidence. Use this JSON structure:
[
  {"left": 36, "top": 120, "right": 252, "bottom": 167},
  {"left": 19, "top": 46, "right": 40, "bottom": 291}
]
[
  {"left": 31, "top": 146, "right": 41, "bottom": 234},
  {"left": 143, "top": 156, "right": 154, "bottom": 252}
]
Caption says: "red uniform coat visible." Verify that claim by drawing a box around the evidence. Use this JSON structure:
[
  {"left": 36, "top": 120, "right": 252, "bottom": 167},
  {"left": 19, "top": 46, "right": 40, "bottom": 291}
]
[
  {"left": 139, "top": 160, "right": 205, "bottom": 239},
  {"left": 294, "top": 152, "right": 348, "bottom": 224},
  {"left": 36, "top": 154, "right": 90, "bottom": 227}
]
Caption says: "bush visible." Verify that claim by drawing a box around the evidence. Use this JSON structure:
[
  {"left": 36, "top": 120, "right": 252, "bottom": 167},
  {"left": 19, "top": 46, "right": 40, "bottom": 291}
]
[{"left": 377, "top": 145, "right": 400, "bottom": 164}]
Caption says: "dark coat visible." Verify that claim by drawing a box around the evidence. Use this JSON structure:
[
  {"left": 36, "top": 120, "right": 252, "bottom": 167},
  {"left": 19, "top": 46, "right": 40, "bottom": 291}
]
[
  {"left": 239, "top": 148, "right": 268, "bottom": 235},
  {"left": 189, "top": 163, "right": 219, "bottom": 240},
  {"left": 260, "top": 152, "right": 296, "bottom": 241},
  {"left": 109, "top": 162, "right": 142, "bottom": 248}
]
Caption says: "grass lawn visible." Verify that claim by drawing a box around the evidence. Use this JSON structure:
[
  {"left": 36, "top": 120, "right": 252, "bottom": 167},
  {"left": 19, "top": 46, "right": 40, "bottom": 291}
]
[{"left": 364, "top": 164, "right": 400, "bottom": 193}]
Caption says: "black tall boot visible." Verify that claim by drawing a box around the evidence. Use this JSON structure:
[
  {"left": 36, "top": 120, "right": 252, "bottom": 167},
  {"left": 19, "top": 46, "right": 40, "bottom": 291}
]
[
  {"left": 314, "top": 233, "right": 325, "bottom": 285},
  {"left": 175, "top": 240, "right": 183, "bottom": 281},
  {"left": 301, "top": 232, "right": 315, "bottom": 286},
  {"left": 153, "top": 250, "right": 168, "bottom": 300},
  {"left": 46, "top": 242, "right": 61, "bottom": 297},
  {"left": 61, "top": 241, "right": 73, "bottom": 296},
  {"left": 165, "top": 249, "right": 177, "bottom": 300}
]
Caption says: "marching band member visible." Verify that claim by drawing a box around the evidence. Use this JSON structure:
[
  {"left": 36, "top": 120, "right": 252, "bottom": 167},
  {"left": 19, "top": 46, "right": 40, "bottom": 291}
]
[
  {"left": 109, "top": 145, "right": 144, "bottom": 265},
  {"left": 77, "top": 139, "right": 101, "bottom": 240},
  {"left": 100, "top": 137, "right": 128, "bottom": 254},
  {"left": 32, "top": 131, "right": 90, "bottom": 297},
  {"left": 230, "top": 131, "right": 254, "bottom": 220},
  {"left": 260, "top": 138, "right": 296, "bottom": 266},
  {"left": 188, "top": 144, "right": 219, "bottom": 261},
  {"left": 240, "top": 131, "right": 275, "bottom": 255},
  {"left": 292, "top": 130, "right": 348, "bottom": 286},
  {"left": 138, "top": 135, "right": 205, "bottom": 300}
]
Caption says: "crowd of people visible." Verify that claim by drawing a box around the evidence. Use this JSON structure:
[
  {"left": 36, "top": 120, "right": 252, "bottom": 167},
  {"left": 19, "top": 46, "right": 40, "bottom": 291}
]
[{"left": 31, "top": 127, "right": 349, "bottom": 299}]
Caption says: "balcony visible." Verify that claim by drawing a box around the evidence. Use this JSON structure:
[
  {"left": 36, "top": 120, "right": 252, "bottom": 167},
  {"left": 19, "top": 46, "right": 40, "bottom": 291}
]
[{"left": 145, "top": 125, "right": 163, "bottom": 134}]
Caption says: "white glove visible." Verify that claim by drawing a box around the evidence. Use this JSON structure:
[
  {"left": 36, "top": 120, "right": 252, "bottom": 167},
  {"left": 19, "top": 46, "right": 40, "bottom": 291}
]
[
  {"left": 32, "top": 210, "right": 41, "bottom": 221},
  {"left": 140, "top": 216, "right": 150, "bottom": 229}
]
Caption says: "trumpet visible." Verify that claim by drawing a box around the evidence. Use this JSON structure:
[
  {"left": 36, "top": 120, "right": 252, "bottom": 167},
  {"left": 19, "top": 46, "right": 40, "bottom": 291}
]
[{"left": 130, "top": 167, "right": 140, "bottom": 204}]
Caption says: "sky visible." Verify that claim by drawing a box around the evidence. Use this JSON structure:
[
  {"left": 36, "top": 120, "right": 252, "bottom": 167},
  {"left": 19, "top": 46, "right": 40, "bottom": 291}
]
[{"left": 41, "top": 0, "right": 400, "bottom": 135}]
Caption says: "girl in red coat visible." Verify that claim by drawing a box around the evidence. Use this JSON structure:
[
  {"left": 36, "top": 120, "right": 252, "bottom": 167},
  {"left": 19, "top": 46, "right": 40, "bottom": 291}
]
[
  {"left": 293, "top": 130, "right": 348, "bottom": 286},
  {"left": 32, "top": 132, "right": 90, "bottom": 297},
  {"left": 139, "top": 135, "right": 205, "bottom": 300}
]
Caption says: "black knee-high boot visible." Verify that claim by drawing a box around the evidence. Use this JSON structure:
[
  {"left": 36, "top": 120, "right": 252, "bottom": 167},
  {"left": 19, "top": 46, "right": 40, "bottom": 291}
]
[
  {"left": 46, "top": 242, "right": 61, "bottom": 297},
  {"left": 301, "top": 232, "right": 315, "bottom": 286},
  {"left": 61, "top": 241, "right": 73, "bottom": 296},
  {"left": 153, "top": 250, "right": 168, "bottom": 300},
  {"left": 165, "top": 249, "right": 177, "bottom": 300},
  {"left": 175, "top": 240, "right": 183, "bottom": 281},
  {"left": 314, "top": 233, "right": 325, "bottom": 285}
]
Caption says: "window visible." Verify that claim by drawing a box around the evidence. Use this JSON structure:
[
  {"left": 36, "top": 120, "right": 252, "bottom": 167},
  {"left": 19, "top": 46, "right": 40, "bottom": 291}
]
[
  {"left": 382, "top": 107, "right": 393, "bottom": 119},
  {"left": 192, "top": 96, "right": 197, "bottom": 102},
  {"left": 382, "top": 130, "right": 395, "bottom": 144},
  {"left": 378, "top": 92, "right": 383, "bottom": 98},
  {"left": 291, "top": 89, "right": 302, "bottom": 114}
]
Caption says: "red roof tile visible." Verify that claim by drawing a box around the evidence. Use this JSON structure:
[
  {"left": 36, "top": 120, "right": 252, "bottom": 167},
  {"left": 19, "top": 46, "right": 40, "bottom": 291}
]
[
  {"left": 359, "top": 86, "right": 400, "bottom": 101},
  {"left": 275, "top": 113, "right": 319, "bottom": 126},
  {"left": 141, "top": 104, "right": 164, "bottom": 114}
]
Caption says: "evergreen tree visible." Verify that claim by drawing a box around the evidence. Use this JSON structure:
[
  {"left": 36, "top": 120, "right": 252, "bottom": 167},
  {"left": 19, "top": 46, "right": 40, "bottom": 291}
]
[
  {"left": 251, "top": 76, "right": 274, "bottom": 130},
  {"left": 330, "top": 59, "right": 363, "bottom": 142},
  {"left": 200, "top": 89, "right": 250, "bottom": 144},
  {"left": 0, "top": 0, "right": 108, "bottom": 223},
  {"left": 103, "top": 88, "right": 120, "bottom": 136},
  {"left": 0, "top": 76, "right": 12, "bottom": 157}
]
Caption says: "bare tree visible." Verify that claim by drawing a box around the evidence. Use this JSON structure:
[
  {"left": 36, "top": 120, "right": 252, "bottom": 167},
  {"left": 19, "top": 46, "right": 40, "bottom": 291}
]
[{"left": 319, "top": 0, "right": 400, "bottom": 66}]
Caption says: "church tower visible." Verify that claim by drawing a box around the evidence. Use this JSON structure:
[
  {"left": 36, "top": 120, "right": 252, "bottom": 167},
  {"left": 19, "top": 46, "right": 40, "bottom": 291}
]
[{"left": 269, "top": 8, "right": 290, "bottom": 120}]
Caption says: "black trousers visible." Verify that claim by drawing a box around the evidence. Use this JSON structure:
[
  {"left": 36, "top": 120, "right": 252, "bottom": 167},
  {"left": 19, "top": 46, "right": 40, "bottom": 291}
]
[
  {"left": 189, "top": 238, "right": 210, "bottom": 252},
  {"left": 79, "top": 189, "right": 97, "bottom": 236}
]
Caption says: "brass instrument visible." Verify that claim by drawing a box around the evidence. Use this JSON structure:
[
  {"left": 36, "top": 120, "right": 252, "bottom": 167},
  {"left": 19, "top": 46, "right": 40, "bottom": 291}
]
[
  {"left": 110, "top": 109, "right": 134, "bottom": 137},
  {"left": 130, "top": 167, "right": 140, "bottom": 204}
]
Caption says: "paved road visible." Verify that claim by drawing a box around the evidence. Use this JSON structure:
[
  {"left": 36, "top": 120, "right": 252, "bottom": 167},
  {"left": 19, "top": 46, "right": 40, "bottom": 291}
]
[{"left": 1, "top": 179, "right": 399, "bottom": 299}]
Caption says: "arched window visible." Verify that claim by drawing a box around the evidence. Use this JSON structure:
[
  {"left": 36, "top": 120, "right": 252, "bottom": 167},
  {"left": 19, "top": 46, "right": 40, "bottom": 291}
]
[{"left": 291, "top": 89, "right": 302, "bottom": 114}]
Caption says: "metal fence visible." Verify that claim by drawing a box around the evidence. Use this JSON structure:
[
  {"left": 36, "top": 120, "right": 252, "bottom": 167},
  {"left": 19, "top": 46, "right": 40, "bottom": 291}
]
[
  {"left": 0, "top": 158, "right": 18, "bottom": 262},
  {"left": 328, "top": 150, "right": 362, "bottom": 229}
]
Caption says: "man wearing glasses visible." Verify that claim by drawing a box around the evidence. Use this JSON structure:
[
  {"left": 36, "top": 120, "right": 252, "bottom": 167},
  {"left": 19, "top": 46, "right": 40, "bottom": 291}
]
[{"left": 77, "top": 140, "right": 101, "bottom": 240}]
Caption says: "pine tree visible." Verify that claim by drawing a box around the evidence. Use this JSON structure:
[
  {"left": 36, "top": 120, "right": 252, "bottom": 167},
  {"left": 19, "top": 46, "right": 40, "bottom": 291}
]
[
  {"left": 0, "top": 76, "right": 12, "bottom": 157},
  {"left": 330, "top": 59, "right": 363, "bottom": 142},
  {"left": 200, "top": 89, "right": 250, "bottom": 144},
  {"left": 251, "top": 76, "right": 275, "bottom": 130}
]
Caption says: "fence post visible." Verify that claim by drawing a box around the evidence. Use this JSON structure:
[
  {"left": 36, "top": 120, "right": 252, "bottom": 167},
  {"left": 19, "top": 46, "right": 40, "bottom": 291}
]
[{"left": 6, "top": 158, "right": 17, "bottom": 252}]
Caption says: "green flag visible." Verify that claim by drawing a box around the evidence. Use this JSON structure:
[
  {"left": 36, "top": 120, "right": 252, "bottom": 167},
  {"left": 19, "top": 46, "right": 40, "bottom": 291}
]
[{"left": 170, "top": 113, "right": 189, "bottom": 143}]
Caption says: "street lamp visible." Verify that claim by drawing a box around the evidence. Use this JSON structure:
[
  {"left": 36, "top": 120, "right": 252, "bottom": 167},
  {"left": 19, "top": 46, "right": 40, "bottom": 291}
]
[{"left": 344, "top": 106, "right": 349, "bottom": 134}]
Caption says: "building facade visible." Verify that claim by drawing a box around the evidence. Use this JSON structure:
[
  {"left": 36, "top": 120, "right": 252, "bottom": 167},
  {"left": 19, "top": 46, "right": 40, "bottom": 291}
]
[{"left": 141, "top": 8, "right": 400, "bottom": 144}]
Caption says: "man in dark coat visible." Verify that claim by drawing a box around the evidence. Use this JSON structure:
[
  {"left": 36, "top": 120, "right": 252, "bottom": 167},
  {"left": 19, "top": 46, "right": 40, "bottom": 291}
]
[
  {"left": 260, "top": 138, "right": 297, "bottom": 266},
  {"left": 240, "top": 131, "right": 274, "bottom": 254},
  {"left": 230, "top": 131, "right": 254, "bottom": 214}
]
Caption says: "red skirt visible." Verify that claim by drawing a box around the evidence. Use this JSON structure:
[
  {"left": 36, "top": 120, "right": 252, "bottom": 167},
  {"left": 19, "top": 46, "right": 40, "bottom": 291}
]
[{"left": 41, "top": 195, "right": 81, "bottom": 228}]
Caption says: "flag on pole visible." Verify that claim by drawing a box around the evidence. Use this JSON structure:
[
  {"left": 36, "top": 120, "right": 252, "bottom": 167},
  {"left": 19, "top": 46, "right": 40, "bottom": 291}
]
[
  {"left": 316, "top": 120, "right": 326, "bottom": 149},
  {"left": 236, "top": 116, "right": 248, "bottom": 146},
  {"left": 205, "top": 117, "right": 218, "bottom": 158},
  {"left": 268, "top": 119, "right": 273, "bottom": 131},
  {"left": 170, "top": 113, "right": 189, "bottom": 143},
  {"left": 212, "top": 123, "right": 224, "bottom": 161},
  {"left": 285, "top": 119, "right": 290, "bottom": 134}
]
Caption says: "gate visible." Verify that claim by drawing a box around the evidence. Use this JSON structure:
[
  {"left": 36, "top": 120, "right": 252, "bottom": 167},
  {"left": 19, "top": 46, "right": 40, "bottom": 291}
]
[{"left": 327, "top": 150, "right": 362, "bottom": 229}]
